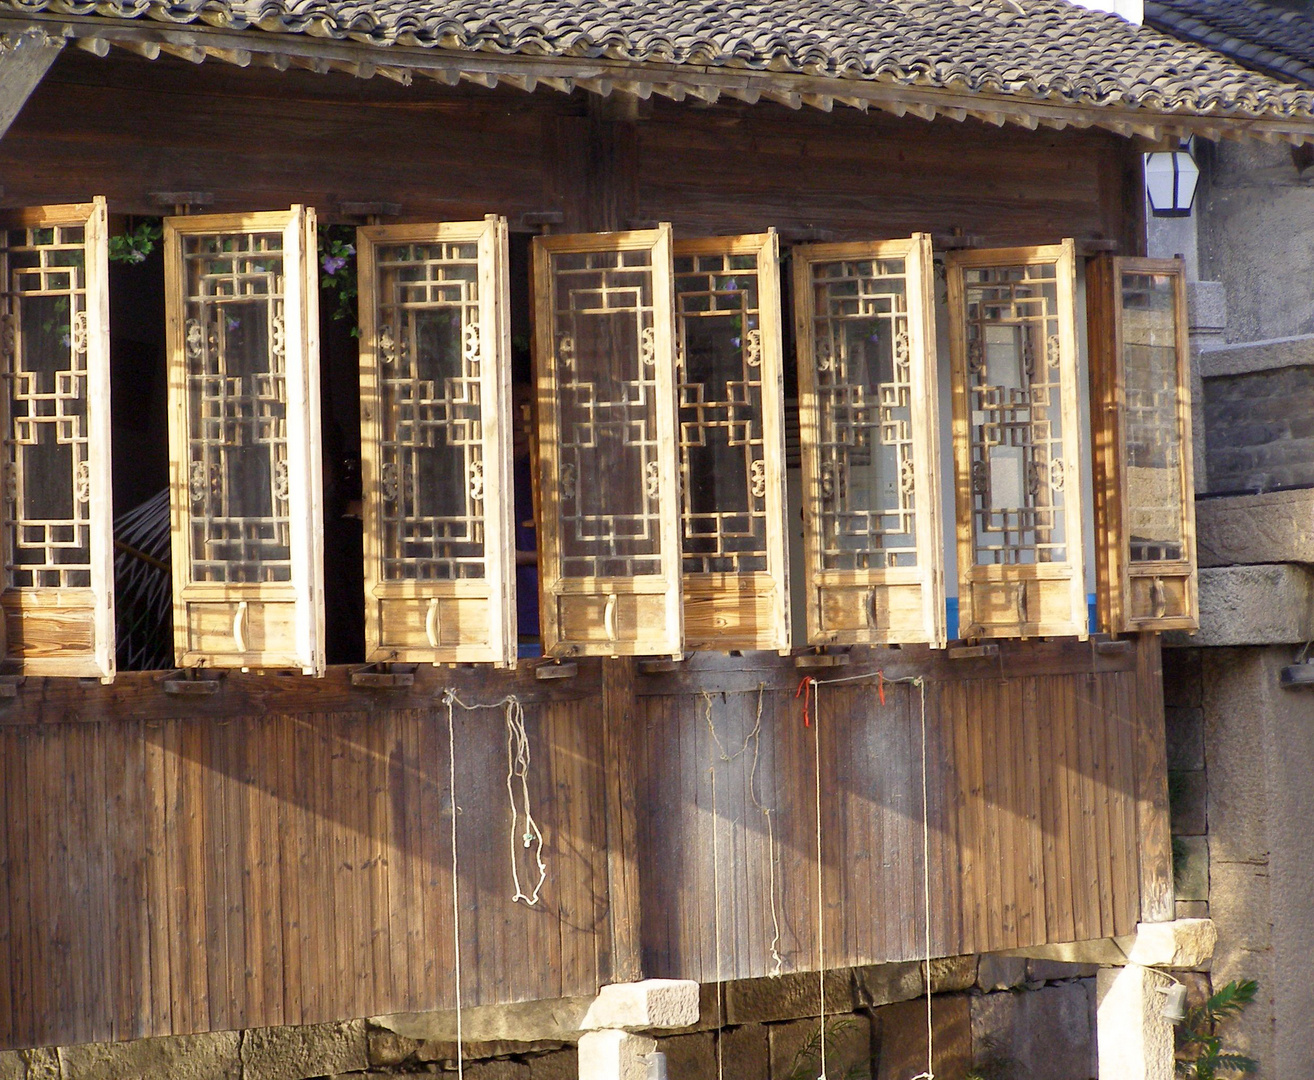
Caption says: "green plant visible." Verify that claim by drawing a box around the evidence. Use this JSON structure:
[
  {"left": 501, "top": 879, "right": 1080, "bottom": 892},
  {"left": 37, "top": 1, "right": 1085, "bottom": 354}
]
[
  {"left": 318, "top": 225, "right": 358, "bottom": 335},
  {"left": 1175, "top": 979, "right": 1259, "bottom": 1079},
  {"left": 785, "top": 1017, "right": 869, "bottom": 1080},
  {"left": 108, "top": 218, "right": 162, "bottom": 264}
]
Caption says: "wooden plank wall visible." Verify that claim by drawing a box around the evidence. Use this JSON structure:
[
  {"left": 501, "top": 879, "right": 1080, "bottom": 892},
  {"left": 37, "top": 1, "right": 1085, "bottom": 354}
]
[
  {"left": 632, "top": 636, "right": 1168, "bottom": 983},
  {"left": 0, "top": 670, "right": 610, "bottom": 1050}
]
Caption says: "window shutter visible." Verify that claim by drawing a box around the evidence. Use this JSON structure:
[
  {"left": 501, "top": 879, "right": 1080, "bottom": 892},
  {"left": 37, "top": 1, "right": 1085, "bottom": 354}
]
[
  {"left": 357, "top": 216, "right": 516, "bottom": 665},
  {"left": 165, "top": 207, "right": 324, "bottom": 674},
  {"left": 947, "top": 241, "right": 1087, "bottom": 640},
  {"left": 0, "top": 199, "right": 114, "bottom": 679},
  {"left": 794, "top": 235, "right": 945, "bottom": 646},
  {"left": 674, "top": 231, "right": 790, "bottom": 651},
  {"left": 533, "top": 226, "right": 682, "bottom": 657},
  {"left": 1089, "top": 256, "right": 1197, "bottom": 632}
]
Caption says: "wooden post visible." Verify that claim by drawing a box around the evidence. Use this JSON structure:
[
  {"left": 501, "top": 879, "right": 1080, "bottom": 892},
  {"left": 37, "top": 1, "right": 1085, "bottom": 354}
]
[
  {"left": 601, "top": 657, "right": 643, "bottom": 983},
  {"left": 1133, "top": 632, "right": 1174, "bottom": 922},
  {"left": 0, "top": 27, "right": 64, "bottom": 142}
]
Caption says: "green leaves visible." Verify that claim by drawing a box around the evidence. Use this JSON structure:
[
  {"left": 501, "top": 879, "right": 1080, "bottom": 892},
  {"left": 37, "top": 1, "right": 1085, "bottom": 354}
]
[
  {"left": 1176, "top": 979, "right": 1260, "bottom": 1079},
  {"left": 108, "top": 219, "right": 162, "bottom": 265},
  {"left": 318, "top": 225, "right": 358, "bottom": 336}
]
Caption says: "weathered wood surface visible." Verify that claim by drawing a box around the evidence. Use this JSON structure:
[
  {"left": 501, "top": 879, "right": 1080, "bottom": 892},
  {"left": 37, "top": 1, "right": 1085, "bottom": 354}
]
[
  {"left": 0, "top": 51, "right": 1142, "bottom": 256},
  {"left": 0, "top": 638, "right": 1168, "bottom": 1050}
]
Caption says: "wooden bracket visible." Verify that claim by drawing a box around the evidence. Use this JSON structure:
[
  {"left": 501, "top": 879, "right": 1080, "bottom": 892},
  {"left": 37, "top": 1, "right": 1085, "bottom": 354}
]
[
  {"left": 157, "top": 668, "right": 222, "bottom": 695},
  {"left": 149, "top": 191, "right": 214, "bottom": 211},
  {"left": 350, "top": 662, "right": 416, "bottom": 689},
  {"left": 519, "top": 211, "right": 565, "bottom": 229},
  {"left": 0, "top": 675, "right": 21, "bottom": 700},
  {"left": 1095, "top": 639, "right": 1133, "bottom": 655},
  {"left": 947, "top": 643, "right": 999, "bottom": 660},
  {"left": 1280, "top": 663, "right": 1314, "bottom": 688},
  {"left": 794, "top": 651, "right": 850, "bottom": 669},
  {"left": 534, "top": 660, "right": 578, "bottom": 681},
  {"left": 932, "top": 232, "right": 983, "bottom": 250},
  {"left": 637, "top": 657, "right": 684, "bottom": 674},
  {"left": 339, "top": 201, "right": 402, "bottom": 218}
]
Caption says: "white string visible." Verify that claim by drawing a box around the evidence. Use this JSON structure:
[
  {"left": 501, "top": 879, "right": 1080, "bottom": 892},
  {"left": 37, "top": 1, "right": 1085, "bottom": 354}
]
[
  {"left": 443, "top": 690, "right": 546, "bottom": 906},
  {"left": 813, "top": 679, "right": 826, "bottom": 1080},
  {"left": 443, "top": 691, "right": 465, "bottom": 1080},
  {"left": 505, "top": 697, "right": 547, "bottom": 906}
]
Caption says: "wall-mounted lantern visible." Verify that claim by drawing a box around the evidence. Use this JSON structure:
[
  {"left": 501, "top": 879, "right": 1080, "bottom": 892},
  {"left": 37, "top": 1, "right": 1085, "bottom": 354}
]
[{"left": 1145, "top": 138, "right": 1200, "bottom": 217}]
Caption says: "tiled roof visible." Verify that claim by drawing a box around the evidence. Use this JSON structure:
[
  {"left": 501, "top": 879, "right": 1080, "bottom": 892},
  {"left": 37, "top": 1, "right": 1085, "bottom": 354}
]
[
  {"left": 9, "top": 0, "right": 1314, "bottom": 124},
  {"left": 1147, "top": 0, "right": 1314, "bottom": 86}
]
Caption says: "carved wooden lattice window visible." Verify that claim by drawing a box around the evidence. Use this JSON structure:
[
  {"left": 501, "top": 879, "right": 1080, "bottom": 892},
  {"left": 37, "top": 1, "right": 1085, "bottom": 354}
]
[
  {"left": 674, "top": 232, "right": 790, "bottom": 651},
  {"left": 794, "top": 235, "right": 945, "bottom": 646},
  {"left": 0, "top": 200, "right": 114, "bottom": 678},
  {"left": 165, "top": 208, "right": 324, "bottom": 673},
  {"left": 947, "top": 241, "right": 1087, "bottom": 640},
  {"left": 1089, "top": 256, "right": 1197, "bottom": 632},
  {"left": 533, "top": 227, "right": 682, "bottom": 657},
  {"left": 357, "top": 217, "right": 515, "bottom": 665}
]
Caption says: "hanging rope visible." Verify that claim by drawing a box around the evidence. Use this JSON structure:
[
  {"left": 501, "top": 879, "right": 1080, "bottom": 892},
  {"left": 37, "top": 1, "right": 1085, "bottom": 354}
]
[
  {"left": 442, "top": 690, "right": 465, "bottom": 1080},
  {"left": 803, "top": 669, "right": 936, "bottom": 1080},
  {"left": 443, "top": 690, "right": 546, "bottom": 906}
]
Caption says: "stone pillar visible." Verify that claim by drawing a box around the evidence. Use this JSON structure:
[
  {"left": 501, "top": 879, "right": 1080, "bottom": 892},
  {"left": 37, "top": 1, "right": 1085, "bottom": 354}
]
[
  {"left": 578, "top": 980, "right": 698, "bottom": 1080},
  {"left": 1096, "top": 965, "right": 1175, "bottom": 1080}
]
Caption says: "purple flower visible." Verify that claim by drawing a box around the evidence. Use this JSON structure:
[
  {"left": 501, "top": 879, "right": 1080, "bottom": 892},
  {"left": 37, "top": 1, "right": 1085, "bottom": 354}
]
[{"left": 322, "top": 254, "right": 348, "bottom": 276}]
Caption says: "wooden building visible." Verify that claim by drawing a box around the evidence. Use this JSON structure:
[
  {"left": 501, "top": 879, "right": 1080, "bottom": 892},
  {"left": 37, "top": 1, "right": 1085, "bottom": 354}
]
[{"left": 0, "top": 0, "right": 1310, "bottom": 1072}]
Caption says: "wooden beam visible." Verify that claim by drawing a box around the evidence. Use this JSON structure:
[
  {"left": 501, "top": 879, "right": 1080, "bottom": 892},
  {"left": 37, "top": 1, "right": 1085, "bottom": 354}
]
[
  {"left": 1133, "top": 633, "right": 1174, "bottom": 922},
  {"left": 0, "top": 25, "right": 64, "bottom": 142},
  {"left": 601, "top": 657, "right": 644, "bottom": 983}
]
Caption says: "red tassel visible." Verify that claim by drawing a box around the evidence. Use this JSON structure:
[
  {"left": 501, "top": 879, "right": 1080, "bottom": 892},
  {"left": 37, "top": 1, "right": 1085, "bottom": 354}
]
[
  {"left": 795, "top": 675, "right": 814, "bottom": 728},
  {"left": 878, "top": 670, "right": 885, "bottom": 706}
]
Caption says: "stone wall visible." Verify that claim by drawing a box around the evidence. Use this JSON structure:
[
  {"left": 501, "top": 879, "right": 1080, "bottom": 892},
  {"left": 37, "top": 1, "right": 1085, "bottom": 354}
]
[
  {"left": 0, "top": 960, "right": 1101, "bottom": 1080},
  {"left": 1202, "top": 364, "right": 1314, "bottom": 493}
]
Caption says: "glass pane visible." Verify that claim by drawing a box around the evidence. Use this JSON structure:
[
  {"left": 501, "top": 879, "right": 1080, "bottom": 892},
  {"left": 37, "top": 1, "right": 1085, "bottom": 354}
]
[
  {"left": 1121, "top": 271, "right": 1184, "bottom": 562},
  {"left": 1, "top": 224, "right": 93, "bottom": 589},
  {"left": 963, "top": 262, "right": 1067, "bottom": 566},
  {"left": 675, "top": 252, "right": 767, "bottom": 575},
  {"left": 550, "top": 246, "right": 662, "bottom": 579},
  {"left": 182, "top": 230, "right": 291, "bottom": 584},
  {"left": 809, "top": 256, "right": 916, "bottom": 571},
  {"left": 374, "top": 240, "right": 485, "bottom": 581}
]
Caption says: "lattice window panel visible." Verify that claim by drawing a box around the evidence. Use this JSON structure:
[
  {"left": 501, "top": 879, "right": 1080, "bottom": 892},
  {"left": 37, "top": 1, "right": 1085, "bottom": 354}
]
[
  {"left": 795, "top": 235, "right": 944, "bottom": 646},
  {"left": 674, "top": 232, "right": 789, "bottom": 651},
  {"left": 1089, "top": 256, "right": 1197, "bottom": 633},
  {"left": 0, "top": 200, "right": 114, "bottom": 679},
  {"left": 166, "top": 208, "right": 324, "bottom": 674},
  {"left": 948, "top": 242, "right": 1086, "bottom": 641},
  {"left": 533, "top": 227, "right": 682, "bottom": 658},
  {"left": 358, "top": 217, "right": 515, "bottom": 665}
]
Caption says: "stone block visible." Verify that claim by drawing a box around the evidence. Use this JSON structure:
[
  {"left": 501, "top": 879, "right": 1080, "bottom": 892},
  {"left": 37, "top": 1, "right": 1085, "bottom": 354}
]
[
  {"left": 241, "top": 1020, "right": 368, "bottom": 1080},
  {"left": 1169, "top": 769, "right": 1208, "bottom": 835},
  {"left": 368, "top": 1027, "right": 419, "bottom": 1067},
  {"left": 724, "top": 969, "right": 854, "bottom": 1025},
  {"left": 466, "top": 1060, "right": 531, "bottom": 1080},
  {"left": 719, "top": 1025, "right": 768, "bottom": 1080},
  {"left": 1161, "top": 647, "right": 1201, "bottom": 706},
  {"left": 1181, "top": 565, "right": 1314, "bottom": 647},
  {"left": 1187, "top": 281, "right": 1227, "bottom": 335},
  {"left": 977, "top": 954, "right": 1028, "bottom": 991},
  {"left": 1175, "top": 900, "right": 1209, "bottom": 920},
  {"left": 60, "top": 1031, "right": 241, "bottom": 1080},
  {"left": 1164, "top": 707, "right": 1204, "bottom": 771},
  {"left": 1198, "top": 334, "right": 1314, "bottom": 378},
  {"left": 22, "top": 1051, "right": 57, "bottom": 1080},
  {"left": 581, "top": 980, "right": 700, "bottom": 1032},
  {"left": 854, "top": 961, "right": 923, "bottom": 1007},
  {"left": 1174, "top": 836, "right": 1210, "bottom": 903},
  {"left": 524, "top": 1048, "right": 578, "bottom": 1080},
  {"left": 971, "top": 982, "right": 1096, "bottom": 1080},
  {"left": 418, "top": 1040, "right": 565, "bottom": 1063},
  {"left": 1196, "top": 488, "right": 1314, "bottom": 567},
  {"left": 927, "top": 954, "right": 977, "bottom": 993},
  {"left": 0, "top": 1052, "right": 24, "bottom": 1080},
  {"left": 874, "top": 994, "right": 971, "bottom": 1080},
  {"left": 654, "top": 1031, "right": 714, "bottom": 1078},
  {"left": 1096, "top": 966, "right": 1175, "bottom": 1080},
  {"left": 768, "top": 1015, "right": 871, "bottom": 1080},
  {"left": 577, "top": 1031, "right": 654, "bottom": 1080},
  {"left": 1026, "top": 959, "right": 1099, "bottom": 983},
  {"left": 1126, "top": 919, "right": 1218, "bottom": 969}
]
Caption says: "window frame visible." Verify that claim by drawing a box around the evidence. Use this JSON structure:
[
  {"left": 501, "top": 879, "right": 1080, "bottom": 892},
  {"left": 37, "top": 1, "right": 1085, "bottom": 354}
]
[
  {"left": 164, "top": 206, "right": 324, "bottom": 674},
  {"left": 356, "top": 216, "right": 516, "bottom": 666},
  {"left": 793, "top": 234, "right": 946, "bottom": 647},
  {"left": 1089, "top": 255, "right": 1198, "bottom": 633},
  {"left": 0, "top": 198, "right": 115, "bottom": 680},
  {"left": 946, "top": 240, "right": 1088, "bottom": 641},
  {"left": 673, "top": 230, "right": 791, "bottom": 652},
  {"left": 532, "top": 226, "right": 683, "bottom": 658}
]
